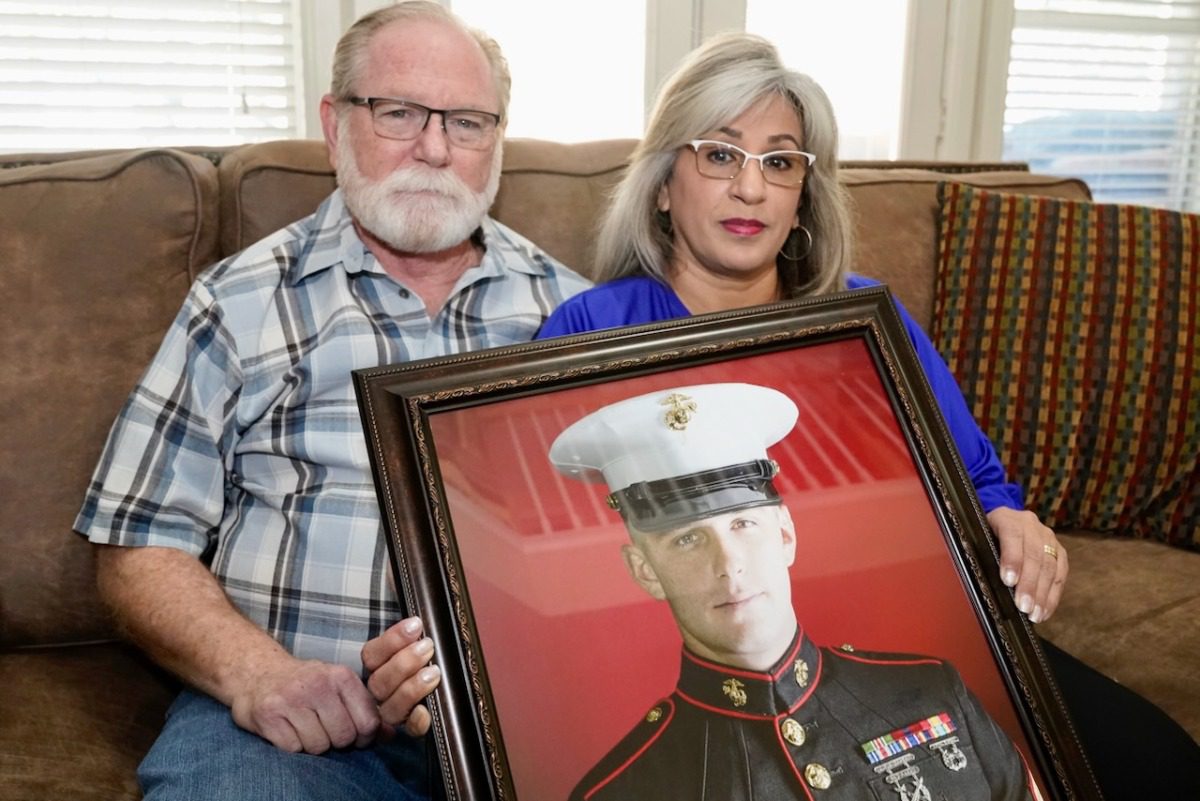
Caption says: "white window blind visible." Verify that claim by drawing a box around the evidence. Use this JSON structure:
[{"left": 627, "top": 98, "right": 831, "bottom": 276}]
[
  {"left": 0, "top": 0, "right": 303, "bottom": 154},
  {"left": 1002, "top": 0, "right": 1200, "bottom": 211}
]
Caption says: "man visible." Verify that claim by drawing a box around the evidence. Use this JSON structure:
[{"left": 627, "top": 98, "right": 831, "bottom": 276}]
[
  {"left": 550, "top": 383, "right": 1039, "bottom": 801},
  {"left": 74, "top": 3, "right": 588, "bottom": 798}
]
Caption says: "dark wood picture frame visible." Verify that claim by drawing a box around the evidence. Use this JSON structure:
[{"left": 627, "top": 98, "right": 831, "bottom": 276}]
[{"left": 354, "top": 286, "right": 1099, "bottom": 801}]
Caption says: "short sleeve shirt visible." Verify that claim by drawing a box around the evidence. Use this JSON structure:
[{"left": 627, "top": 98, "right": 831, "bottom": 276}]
[{"left": 75, "top": 190, "right": 591, "bottom": 670}]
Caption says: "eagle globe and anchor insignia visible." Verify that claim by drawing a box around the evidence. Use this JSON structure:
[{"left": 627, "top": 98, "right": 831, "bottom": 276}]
[
  {"left": 721, "top": 677, "right": 748, "bottom": 707},
  {"left": 794, "top": 657, "right": 810, "bottom": 687},
  {"left": 660, "top": 392, "right": 698, "bottom": 431}
]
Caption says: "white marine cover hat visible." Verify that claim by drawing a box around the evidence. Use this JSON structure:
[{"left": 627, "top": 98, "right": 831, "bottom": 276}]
[{"left": 549, "top": 383, "right": 798, "bottom": 532}]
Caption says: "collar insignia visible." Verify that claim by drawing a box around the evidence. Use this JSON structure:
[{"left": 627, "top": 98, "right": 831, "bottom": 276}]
[
  {"left": 793, "top": 657, "right": 810, "bottom": 687},
  {"left": 721, "top": 677, "right": 748, "bottom": 707}
]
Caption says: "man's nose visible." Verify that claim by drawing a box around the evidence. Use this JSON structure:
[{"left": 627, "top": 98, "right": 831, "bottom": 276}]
[
  {"left": 411, "top": 111, "right": 451, "bottom": 167},
  {"left": 713, "top": 535, "right": 746, "bottom": 578}
]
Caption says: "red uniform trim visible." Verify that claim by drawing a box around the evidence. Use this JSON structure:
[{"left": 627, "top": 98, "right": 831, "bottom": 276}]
[
  {"left": 676, "top": 647, "right": 824, "bottom": 718},
  {"left": 829, "top": 650, "right": 942, "bottom": 668},
  {"left": 682, "top": 631, "right": 805, "bottom": 680},
  {"left": 773, "top": 718, "right": 818, "bottom": 801},
  {"left": 581, "top": 698, "right": 677, "bottom": 801},
  {"left": 1016, "top": 746, "right": 1045, "bottom": 801}
]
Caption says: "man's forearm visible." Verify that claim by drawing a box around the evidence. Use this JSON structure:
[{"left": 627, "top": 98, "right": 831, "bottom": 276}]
[{"left": 95, "top": 544, "right": 293, "bottom": 707}]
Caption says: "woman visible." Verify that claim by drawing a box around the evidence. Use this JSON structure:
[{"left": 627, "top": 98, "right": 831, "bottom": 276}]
[
  {"left": 538, "top": 32, "right": 1200, "bottom": 798},
  {"left": 540, "top": 32, "right": 1063, "bottom": 620}
]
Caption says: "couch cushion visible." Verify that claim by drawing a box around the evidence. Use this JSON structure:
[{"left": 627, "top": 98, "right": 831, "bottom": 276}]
[
  {"left": 0, "top": 149, "right": 219, "bottom": 647},
  {"left": 217, "top": 139, "right": 335, "bottom": 257},
  {"left": 931, "top": 183, "right": 1199, "bottom": 548},
  {"left": 842, "top": 169, "right": 1091, "bottom": 331},
  {"left": 0, "top": 643, "right": 177, "bottom": 800},
  {"left": 1038, "top": 531, "right": 1200, "bottom": 742},
  {"left": 491, "top": 138, "right": 638, "bottom": 279}
]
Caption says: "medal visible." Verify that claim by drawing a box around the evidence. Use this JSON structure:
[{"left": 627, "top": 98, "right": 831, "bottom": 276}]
[
  {"left": 874, "top": 754, "right": 932, "bottom": 801},
  {"left": 929, "top": 736, "right": 969, "bottom": 771}
]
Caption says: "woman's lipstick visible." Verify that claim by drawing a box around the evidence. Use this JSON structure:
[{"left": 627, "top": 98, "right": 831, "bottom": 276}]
[{"left": 721, "top": 218, "right": 765, "bottom": 236}]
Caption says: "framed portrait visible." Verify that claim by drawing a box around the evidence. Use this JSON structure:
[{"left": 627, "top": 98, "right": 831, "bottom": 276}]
[{"left": 354, "top": 286, "right": 1098, "bottom": 801}]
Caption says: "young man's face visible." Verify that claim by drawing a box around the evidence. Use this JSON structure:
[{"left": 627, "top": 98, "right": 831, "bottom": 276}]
[{"left": 622, "top": 504, "right": 797, "bottom": 671}]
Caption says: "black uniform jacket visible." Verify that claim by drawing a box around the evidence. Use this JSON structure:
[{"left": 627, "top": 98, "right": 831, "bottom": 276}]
[{"left": 570, "top": 628, "right": 1035, "bottom": 801}]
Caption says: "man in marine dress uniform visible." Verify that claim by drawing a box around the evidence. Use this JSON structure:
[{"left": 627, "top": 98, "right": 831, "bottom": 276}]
[{"left": 549, "top": 383, "right": 1040, "bottom": 801}]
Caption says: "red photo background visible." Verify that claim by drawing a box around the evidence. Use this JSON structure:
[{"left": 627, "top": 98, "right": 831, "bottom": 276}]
[{"left": 426, "top": 337, "right": 1040, "bottom": 801}]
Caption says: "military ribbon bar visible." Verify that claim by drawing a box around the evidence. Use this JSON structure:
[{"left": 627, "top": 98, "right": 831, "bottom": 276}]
[{"left": 861, "top": 713, "right": 958, "bottom": 764}]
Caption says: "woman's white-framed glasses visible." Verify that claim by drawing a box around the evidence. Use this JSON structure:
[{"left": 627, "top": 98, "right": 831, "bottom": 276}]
[
  {"left": 347, "top": 96, "right": 501, "bottom": 150},
  {"left": 687, "top": 140, "right": 815, "bottom": 186}
]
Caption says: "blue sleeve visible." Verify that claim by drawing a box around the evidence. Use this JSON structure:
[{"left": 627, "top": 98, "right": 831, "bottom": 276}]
[
  {"left": 536, "top": 277, "right": 688, "bottom": 340},
  {"left": 536, "top": 293, "right": 605, "bottom": 339},
  {"left": 849, "top": 276, "right": 1024, "bottom": 512}
]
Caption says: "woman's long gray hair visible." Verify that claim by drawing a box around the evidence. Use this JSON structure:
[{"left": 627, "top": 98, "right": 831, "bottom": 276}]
[{"left": 595, "top": 33, "right": 852, "bottom": 298}]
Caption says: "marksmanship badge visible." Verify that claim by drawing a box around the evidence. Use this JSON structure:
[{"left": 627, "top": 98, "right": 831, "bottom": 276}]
[{"left": 929, "top": 736, "right": 968, "bottom": 771}]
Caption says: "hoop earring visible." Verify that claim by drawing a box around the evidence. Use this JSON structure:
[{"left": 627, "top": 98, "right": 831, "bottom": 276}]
[
  {"left": 656, "top": 209, "right": 673, "bottom": 235},
  {"left": 780, "top": 225, "right": 812, "bottom": 261}
]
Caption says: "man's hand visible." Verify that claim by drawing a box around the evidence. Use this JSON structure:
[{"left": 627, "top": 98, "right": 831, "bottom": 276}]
[
  {"left": 230, "top": 657, "right": 383, "bottom": 754},
  {"left": 987, "top": 506, "right": 1068, "bottom": 623},
  {"left": 362, "top": 617, "right": 442, "bottom": 738},
  {"left": 96, "top": 545, "right": 395, "bottom": 755}
]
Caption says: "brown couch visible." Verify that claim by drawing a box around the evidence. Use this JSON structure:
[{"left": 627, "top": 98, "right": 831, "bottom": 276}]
[{"left": 1, "top": 139, "right": 1196, "bottom": 799}]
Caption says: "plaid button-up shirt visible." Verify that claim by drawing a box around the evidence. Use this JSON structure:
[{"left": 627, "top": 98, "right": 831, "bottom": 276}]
[{"left": 75, "top": 190, "right": 590, "bottom": 670}]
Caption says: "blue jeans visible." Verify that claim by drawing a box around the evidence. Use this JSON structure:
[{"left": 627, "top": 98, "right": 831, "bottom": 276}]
[{"left": 139, "top": 690, "right": 433, "bottom": 801}]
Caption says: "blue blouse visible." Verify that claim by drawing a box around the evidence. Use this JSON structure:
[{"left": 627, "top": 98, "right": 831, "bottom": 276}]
[{"left": 537, "top": 274, "right": 1023, "bottom": 512}]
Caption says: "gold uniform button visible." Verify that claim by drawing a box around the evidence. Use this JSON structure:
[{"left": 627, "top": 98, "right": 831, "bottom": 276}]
[
  {"left": 645, "top": 707, "right": 663, "bottom": 723},
  {"left": 781, "top": 717, "right": 806, "bottom": 746},
  {"left": 804, "top": 762, "right": 832, "bottom": 790},
  {"left": 839, "top": 643, "right": 855, "bottom": 652}
]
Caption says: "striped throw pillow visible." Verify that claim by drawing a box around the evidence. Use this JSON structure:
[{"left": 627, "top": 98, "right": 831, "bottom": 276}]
[{"left": 932, "top": 182, "right": 1198, "bottom": 548}]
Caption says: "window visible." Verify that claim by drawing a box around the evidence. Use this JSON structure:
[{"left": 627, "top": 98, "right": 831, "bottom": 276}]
[
  {"left": 449, "top": 0, "right": 645, "bottom": 142},
  {"left": 0, "top": 0, "right": 303, "bottom": 153},
  {"left": 1002, "top": 0, "right": 1200, "bottom": 211},
  {"left": 746, "top": 0, "right": 911, "bottom": 159},
  {"left": 0, "top": 1, "right": 923, "bottom": 156}
]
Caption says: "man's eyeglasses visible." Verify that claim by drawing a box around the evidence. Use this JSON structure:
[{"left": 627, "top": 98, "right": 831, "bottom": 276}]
[
  {"left": 347, "top": 96, "right": 501, "bottom": 150},
  {"left": 686, "top": 140, "right": 815, "bottom": 187}
]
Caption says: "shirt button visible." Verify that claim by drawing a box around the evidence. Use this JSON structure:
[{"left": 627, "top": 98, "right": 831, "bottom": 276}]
[{"left": 398, "top": 288, "right": 410, "bottom": 298}]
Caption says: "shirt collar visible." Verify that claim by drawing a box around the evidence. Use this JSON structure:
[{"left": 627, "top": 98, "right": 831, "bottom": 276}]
[{"left": 675, "top": 627, "right": 823, "bottom": 718}]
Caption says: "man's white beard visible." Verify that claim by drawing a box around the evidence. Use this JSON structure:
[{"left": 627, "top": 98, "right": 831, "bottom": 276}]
[{"left": 336, "top": 131, "right": 502, "bottom": 254}]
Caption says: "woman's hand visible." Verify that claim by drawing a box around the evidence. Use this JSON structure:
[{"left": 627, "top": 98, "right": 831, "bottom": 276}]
[{"left": 987, "top": 507, "right": 1068, "bottom": 623}]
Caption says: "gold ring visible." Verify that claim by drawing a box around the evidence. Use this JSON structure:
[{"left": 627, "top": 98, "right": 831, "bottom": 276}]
[{"left": 1043, "top": 543, "right": 1058, "bottom": 559}]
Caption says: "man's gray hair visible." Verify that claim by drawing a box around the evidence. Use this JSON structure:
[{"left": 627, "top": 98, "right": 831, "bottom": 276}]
[
  {"left": 329, "top": 1, "right": 511, "bottom": 119},
  {"left": 595, "top": 33, "right": 852, "bottom": 299}
]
